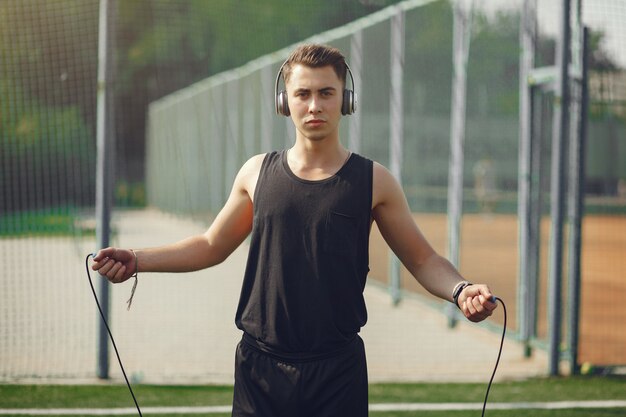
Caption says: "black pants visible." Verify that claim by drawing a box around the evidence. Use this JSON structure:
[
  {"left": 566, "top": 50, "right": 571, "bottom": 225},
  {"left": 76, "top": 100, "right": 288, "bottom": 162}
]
[{"left": 232, "top": 335, "right": 368, "bottom": 417}]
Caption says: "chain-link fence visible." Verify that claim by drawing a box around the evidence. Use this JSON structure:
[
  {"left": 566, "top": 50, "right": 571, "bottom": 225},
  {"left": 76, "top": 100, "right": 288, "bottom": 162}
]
[{"left": 2, "top": 0, "right": 625, "bottom": 381}]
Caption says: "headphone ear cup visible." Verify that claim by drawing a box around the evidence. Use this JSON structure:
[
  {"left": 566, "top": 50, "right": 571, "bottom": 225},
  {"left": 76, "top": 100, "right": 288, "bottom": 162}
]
[
  {"left": 342, "top": 89, "right": 355, "bottom": 115},
  {"left": 276, "top": 90, "right": 290, "bottom": 116}
]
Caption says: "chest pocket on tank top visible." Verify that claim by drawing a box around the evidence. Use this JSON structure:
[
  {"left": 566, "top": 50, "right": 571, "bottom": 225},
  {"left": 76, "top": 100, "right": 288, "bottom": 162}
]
[{"left": 324, "top": 210, "right": 358, "bottom": 257}]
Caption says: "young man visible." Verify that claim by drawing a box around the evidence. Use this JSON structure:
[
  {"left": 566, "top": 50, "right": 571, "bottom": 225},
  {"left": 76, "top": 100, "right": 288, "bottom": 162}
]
[{"left": 93, "top": 44, "right": 496, "bottom": 417}]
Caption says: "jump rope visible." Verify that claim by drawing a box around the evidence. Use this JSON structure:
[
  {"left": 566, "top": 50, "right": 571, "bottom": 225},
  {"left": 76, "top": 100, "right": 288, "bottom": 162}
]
[
  {"left": 86, "top": 254, "right": 142, "bottom": 416},
  {"left": 85, "top": 253, "right": 507, "bottom": 416}
]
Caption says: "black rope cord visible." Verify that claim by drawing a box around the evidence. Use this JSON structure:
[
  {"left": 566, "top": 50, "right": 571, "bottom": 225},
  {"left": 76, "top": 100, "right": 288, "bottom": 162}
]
[
  {"left": 482, "top": 296, "right": 507, "bottom": 417},
  {"left": 85, "top": 254, "right": 142, "bottom": 416}
]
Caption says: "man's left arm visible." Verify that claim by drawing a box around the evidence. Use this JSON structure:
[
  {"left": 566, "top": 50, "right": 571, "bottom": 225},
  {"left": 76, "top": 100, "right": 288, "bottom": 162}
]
[{"left": 371, "top": 162, "right": 496, "bottom": 322}]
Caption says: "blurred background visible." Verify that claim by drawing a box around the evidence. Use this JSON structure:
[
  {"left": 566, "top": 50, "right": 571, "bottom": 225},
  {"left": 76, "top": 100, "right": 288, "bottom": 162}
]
[{"left": 1, "top": 0, "right": 625, "bottom": 383}]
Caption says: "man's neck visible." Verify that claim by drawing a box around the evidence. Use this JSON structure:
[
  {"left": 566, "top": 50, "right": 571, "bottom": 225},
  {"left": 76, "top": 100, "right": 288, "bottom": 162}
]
[{"left": 287, "top": 140, "right": 351, "bottom": 181}]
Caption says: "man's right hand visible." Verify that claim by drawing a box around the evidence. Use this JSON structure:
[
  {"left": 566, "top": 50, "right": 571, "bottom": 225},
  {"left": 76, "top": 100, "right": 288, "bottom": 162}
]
[{"left": 92, "top": 247, "right": 137, "bottom": 283}]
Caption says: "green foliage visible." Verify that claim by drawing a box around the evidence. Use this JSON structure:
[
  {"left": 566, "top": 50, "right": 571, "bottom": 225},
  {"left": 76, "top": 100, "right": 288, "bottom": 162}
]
[
  {"left": 405, "top": 0, "right": 454, "bottom": 116},
  {"left": 403, "top": 2, "right": 521, "bottom": 118},
  {"left": 0, "top": 79, "right": 95, "bottom": 213},
  {"left": 115, "top": 181, "right": 146, "bottom": 207},
  {"left": 467, "top": 10, "right": 520, "bottom": 116},
  {"left": 0, "top": 0, "right": 98, "bottom": 109},
  {"left": 0, "top": 1, "right": 96, "bottom": 214}
]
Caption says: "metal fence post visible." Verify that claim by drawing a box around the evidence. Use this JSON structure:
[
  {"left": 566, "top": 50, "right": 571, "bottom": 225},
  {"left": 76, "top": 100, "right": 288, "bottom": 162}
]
[
  {"left": 566, "top": 22, "right": 589, "bottom": 376},
  {"left": 95, "top": 0, "right": 116, "bottom": 380},
  {"left": 518, "top": 0, "right": 538, "bottom": 358},
  {"left": 389, "top": 7, "right": 405, "bottom": 305},
  {"left": 446, "top": 0, "right": 472, "bottom": 326},
  {"left": 547, "top": 0, "right": 572, "bottom": 377}
]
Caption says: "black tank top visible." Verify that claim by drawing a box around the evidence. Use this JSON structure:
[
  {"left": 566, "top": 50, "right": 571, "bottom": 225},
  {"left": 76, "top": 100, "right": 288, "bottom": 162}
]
[{"left": 235, "top": 150, "right": 373, "bottom": 355}]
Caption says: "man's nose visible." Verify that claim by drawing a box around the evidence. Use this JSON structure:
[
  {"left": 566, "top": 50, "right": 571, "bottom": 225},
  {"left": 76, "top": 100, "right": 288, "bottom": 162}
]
[{"left": 308, "top": 96, "right": 322, "bottom": 113}]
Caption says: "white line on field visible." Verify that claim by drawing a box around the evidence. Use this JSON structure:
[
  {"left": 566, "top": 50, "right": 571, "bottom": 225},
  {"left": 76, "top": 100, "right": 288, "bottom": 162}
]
[{"left": 1, "top": 401, "right": 626, "bottom": 415}]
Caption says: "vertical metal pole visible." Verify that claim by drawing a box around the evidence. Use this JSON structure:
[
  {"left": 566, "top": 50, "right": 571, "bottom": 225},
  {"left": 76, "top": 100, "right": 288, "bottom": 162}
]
[
  {"left": 228, "top": 81, "right": 241, "bottom": 176},
  {"left": 548, "top": 0, "right": 571, "bottom": 377},
  {"left": 260, "top": 65, "right": 273, "bottom": 152},
  {"left": 242, "top": 78, "right": 255, "bottom": 158},
  {"left": 95, "top": 0, "right": 116, "bottom": 379},
  {"left": 446, "top": 0, "right": 472, "bottom": 326},
  {"left": 567, "top": 24, "right": 589, "bottom": 376},
  {"left": 349, "top": 30, "right": 363, "bottom": 154},
  {"left": 518, "top": 0, "right": 538, "bottom": 358},
  {"left": 528, "top": 88, "right": 543, "bottom": 349},
  {"left": 389, "top": 7, "right": 405, "bottom": 305},
  {"left": 215, "top": 86, "right": 228, "bottom": 206}
]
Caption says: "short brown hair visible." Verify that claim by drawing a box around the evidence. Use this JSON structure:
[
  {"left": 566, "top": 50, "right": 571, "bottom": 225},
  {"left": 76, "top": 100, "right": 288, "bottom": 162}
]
[{"left": 282, "top": 44, "right": 348, "bottom": 86}]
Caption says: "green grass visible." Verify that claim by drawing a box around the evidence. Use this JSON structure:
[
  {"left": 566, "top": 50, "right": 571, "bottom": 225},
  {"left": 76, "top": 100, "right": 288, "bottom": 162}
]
[
  {"left": 369, "top": 376, "right": 626, "bottom": 403},
  {"left": 0, "top": 384, "right": 233, "bottom": 408},
  {"left": 0, "top": 209, "right": 94, "bottom": 237},
  {"left": 379, "top": 412, "right": 626, "bottom": 417},
  {"left": 1, "top": 376, "right": 625, "bottom": 416},
  {"left": 0, "top": 211, "right": 69, "bottom": 237}
]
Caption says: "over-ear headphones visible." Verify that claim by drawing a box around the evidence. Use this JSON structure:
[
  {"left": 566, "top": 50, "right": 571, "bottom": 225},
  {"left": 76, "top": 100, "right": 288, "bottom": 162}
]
[{"left": 275, "top": 60, "right": 357, "bottom": 117}]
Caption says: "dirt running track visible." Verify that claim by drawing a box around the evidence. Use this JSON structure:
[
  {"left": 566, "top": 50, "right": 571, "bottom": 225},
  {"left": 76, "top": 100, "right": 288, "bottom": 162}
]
[{"left": 369, "top": 213, "right": 626, "bottom": 367}]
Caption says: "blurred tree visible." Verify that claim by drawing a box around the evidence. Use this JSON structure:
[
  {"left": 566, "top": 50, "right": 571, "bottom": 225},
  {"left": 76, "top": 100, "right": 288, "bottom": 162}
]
[
  {"left": 467, "top": 10, "right": 520, "bottom": 116},
  {"left": 404, "top": 0, "right": 454, "bottom": 116},
  {"left": 0, "top": 0, "right": 97, "bottom": 213},
  {"left": 0, "top": 0, "right": 98, "bottom": 111}
]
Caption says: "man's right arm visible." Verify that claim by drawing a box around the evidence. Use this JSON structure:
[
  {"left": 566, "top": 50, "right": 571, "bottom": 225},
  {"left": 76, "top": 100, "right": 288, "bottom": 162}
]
[{"left": 92, "top": 154, "right": 264, "bottom": 283}]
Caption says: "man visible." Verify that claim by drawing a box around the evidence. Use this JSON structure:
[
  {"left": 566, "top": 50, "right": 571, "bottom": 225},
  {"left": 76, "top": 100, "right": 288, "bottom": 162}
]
[{"left": 93, "top": 43, "right": 496, "bottom": 417}]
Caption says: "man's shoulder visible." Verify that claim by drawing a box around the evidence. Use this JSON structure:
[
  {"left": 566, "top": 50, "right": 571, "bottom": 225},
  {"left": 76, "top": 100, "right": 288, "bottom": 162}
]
[
  {"left": 234, "top": 153, "right": 270, "bottom": 197},
  {"left": 371, "top": 160, "right": 391, "bottom": 178},
  {"left": 241, "top": 153, "right": 270, "bottom": 173},
  {"left": 371, "top": 160, "right": 403, "bottom": 208}
]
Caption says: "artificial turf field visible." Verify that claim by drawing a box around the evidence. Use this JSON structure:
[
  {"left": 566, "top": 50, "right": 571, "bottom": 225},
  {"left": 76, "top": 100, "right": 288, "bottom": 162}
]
[{"left": 1, "top": 376, "right": 626, "bottom": 416}]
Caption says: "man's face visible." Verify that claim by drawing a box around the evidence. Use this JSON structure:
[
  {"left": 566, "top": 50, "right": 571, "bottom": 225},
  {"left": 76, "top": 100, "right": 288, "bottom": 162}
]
[{"left": 285, "top": 64, "right": 344, "bottom": 142}]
